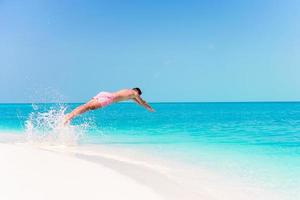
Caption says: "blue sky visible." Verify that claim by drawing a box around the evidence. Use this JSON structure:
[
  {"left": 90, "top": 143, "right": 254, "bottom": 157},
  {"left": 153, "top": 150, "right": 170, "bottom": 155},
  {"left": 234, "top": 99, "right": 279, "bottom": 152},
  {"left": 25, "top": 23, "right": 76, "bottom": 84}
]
[{"left": 0, "top": 0, "right": 300, "bottom": 103}]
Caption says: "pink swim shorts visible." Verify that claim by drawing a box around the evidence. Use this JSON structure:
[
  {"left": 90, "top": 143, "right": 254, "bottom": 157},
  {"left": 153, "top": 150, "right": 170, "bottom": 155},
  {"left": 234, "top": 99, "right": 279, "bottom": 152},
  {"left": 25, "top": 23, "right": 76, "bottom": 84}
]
[{"left": 92, "top": 92, "right": 115, "bottom": 107}]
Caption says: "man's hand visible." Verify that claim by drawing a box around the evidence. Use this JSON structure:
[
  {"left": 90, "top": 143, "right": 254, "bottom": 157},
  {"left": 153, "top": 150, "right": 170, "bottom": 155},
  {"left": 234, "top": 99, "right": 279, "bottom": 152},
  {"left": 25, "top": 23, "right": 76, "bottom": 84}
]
[{"left": 146, "top": 107, "right": 155, "bottom": 112}]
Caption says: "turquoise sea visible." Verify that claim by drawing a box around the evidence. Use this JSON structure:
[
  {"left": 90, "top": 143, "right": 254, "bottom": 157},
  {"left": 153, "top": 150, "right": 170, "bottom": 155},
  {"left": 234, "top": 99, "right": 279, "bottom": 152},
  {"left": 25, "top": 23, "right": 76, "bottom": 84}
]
[{"left": 1, "top": 102, "right": 300, "bottom": 198}]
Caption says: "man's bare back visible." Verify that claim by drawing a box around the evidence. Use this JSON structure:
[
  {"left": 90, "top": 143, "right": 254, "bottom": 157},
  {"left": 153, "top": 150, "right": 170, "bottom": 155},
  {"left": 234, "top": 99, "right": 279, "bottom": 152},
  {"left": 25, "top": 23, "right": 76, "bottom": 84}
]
[
  {"left": 64, "top": 88, "right": 154, "bottom": 124},
  {"left": 112, "top": 89, "right": 137, "bottom": 103}
]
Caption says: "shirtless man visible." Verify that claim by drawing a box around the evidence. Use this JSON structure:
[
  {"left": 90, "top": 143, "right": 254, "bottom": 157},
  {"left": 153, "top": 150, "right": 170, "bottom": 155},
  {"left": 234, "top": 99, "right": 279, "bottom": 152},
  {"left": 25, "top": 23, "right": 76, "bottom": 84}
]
[{"left": 63, "top": 88, "right": 154, "bottom": 124}]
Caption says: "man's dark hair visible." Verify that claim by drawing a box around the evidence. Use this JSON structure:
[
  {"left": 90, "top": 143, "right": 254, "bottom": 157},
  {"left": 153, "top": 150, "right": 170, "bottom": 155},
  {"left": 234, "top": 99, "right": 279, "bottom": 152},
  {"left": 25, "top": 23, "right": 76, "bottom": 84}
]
[{"left": 132, "top": 87, "right": 142, "bottom": 95}]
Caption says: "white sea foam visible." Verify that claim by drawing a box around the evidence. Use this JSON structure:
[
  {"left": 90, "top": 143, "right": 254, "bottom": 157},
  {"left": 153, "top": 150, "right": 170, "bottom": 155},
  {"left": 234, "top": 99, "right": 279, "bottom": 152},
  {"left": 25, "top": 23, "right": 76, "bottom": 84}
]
[{"left": 24, "top": 104, "right": 89, "bottom": 146}]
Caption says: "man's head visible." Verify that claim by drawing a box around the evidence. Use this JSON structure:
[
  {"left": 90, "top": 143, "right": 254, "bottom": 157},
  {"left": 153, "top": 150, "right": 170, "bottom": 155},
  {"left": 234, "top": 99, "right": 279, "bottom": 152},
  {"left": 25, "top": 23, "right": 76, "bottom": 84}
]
[{"left": 132, "top": 87, "right": 142, "bottom": 95}]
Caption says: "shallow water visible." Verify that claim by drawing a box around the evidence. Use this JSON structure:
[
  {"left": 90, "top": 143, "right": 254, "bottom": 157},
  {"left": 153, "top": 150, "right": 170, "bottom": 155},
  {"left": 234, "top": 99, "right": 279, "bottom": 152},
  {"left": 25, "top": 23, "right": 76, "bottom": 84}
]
[{"left": 0, "top": 102, "right": 299, "bottom": 199}]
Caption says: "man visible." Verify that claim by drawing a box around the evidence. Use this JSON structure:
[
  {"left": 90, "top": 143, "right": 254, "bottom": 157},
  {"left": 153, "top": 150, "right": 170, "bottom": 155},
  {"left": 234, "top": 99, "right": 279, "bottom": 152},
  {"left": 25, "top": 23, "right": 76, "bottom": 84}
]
[{"left": 63, "top": 88, "right": 154, "bottom": 124}]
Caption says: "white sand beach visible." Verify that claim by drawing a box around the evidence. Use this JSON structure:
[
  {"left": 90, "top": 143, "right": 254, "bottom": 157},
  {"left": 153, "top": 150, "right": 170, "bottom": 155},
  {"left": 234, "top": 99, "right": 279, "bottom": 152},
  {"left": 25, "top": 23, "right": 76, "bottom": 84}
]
[
  {"left": 0, "top": 143, "right": 163, "bottom": 200},
  {"left": 0, "top": 139, "right": 283, "bottom": 200}
]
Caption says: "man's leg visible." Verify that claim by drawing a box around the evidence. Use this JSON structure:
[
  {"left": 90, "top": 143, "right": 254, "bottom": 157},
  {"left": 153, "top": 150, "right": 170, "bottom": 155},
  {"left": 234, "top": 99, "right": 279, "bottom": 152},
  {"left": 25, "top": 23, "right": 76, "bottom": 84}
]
[{"left": 64, "top": 99, "right": 102, "bottom": 124}]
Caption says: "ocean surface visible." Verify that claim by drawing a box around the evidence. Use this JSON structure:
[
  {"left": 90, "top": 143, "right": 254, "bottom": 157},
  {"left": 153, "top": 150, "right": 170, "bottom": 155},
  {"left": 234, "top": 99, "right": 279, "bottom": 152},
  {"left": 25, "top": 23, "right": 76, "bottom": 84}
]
[{"left": 0, "top": 102, "right": 300, "bottom": 198}]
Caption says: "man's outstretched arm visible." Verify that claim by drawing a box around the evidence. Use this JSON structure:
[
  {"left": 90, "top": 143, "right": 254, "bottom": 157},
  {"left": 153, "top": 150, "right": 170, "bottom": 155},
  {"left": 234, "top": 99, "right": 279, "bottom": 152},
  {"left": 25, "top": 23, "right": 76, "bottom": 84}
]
[{"left": 133, "top": 96, "right": 155, "bottom": 112}]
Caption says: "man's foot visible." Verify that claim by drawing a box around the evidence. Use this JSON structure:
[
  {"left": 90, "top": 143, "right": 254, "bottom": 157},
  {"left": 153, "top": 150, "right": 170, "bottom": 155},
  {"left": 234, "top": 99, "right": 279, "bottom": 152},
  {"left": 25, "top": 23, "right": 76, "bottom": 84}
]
[{"left": 63, "top": 114, "right": 72, "bottom": 125}]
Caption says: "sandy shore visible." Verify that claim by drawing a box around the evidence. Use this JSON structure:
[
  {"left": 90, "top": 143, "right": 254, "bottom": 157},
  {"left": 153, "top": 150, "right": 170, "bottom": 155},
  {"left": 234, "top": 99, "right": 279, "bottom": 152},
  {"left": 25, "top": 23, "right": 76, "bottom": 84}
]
[
  {"left": 0, "top": 143, "right": 163, "bottom": 200},
  {"left": 0, "top": 140, "right": 284, "bottom": 200}
]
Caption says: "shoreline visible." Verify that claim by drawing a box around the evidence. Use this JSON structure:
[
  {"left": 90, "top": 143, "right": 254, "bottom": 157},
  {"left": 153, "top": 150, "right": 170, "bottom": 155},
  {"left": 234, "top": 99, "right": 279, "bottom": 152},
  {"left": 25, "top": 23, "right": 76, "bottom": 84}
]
[{"left": 64, "top": 144, "right": 282, "bottom": 200}]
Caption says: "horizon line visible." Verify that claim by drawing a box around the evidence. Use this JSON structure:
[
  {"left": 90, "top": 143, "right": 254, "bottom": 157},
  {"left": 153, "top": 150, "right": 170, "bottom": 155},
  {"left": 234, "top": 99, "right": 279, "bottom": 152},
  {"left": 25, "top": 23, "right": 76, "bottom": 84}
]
[{"left": 1, "top": 100, "right": 300, "bottom": 104}]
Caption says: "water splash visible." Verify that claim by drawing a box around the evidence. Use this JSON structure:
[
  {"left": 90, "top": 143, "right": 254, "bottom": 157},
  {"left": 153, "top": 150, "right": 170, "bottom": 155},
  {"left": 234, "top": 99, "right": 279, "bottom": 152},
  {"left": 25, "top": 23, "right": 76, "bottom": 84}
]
[{"left": 25, "top": 104, "right": 89, "bottom": 146}]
